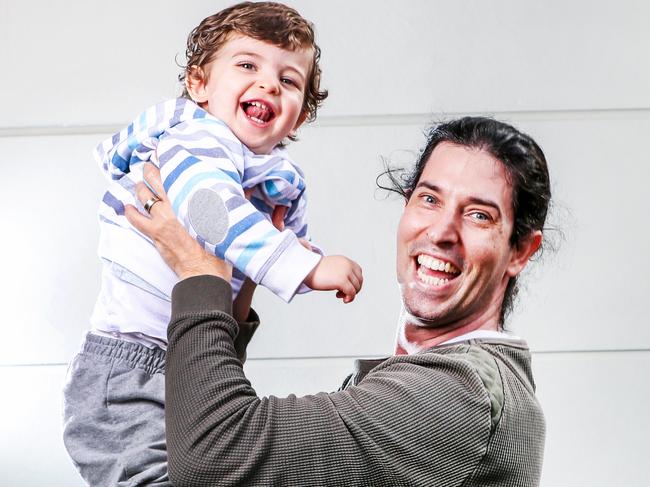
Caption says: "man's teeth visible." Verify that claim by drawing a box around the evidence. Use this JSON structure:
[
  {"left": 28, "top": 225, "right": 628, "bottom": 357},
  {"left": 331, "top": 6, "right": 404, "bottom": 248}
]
[
  {"left": 416, "top": 267, "right": 450, "bottom": 286},
  {"left": 417, "top": 255, "right": 460, "bottom": 274}
]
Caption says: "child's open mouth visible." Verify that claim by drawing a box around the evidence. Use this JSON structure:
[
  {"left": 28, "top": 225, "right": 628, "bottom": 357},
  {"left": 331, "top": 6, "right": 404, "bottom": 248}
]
[{"left": 241, "top": 100, "right": 276, "bottom": 125}]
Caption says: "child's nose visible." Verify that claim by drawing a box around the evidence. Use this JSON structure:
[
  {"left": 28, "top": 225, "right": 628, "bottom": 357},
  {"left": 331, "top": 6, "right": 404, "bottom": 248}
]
[{"left": 257, "top": 76, "right": 280, "bottom": 94}]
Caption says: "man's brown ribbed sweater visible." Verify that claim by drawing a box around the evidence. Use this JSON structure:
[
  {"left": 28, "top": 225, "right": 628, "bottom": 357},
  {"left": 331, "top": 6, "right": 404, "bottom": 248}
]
[{"left": 166, "top": 275, "right": 545, "bottom": 486}]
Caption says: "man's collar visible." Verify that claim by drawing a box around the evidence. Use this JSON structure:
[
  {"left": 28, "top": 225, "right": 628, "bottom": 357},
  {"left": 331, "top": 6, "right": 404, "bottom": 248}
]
[{"left": 439, "top": 329, "right": 521, "bottom": 346}]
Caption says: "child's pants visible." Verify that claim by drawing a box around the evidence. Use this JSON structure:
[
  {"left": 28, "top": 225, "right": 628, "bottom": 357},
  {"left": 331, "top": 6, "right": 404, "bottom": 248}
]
[{"left": 62, "top": 333, "right": 170, "bottom": 486}]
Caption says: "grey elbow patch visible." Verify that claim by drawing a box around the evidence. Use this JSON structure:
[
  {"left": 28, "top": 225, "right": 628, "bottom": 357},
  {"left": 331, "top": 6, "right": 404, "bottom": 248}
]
[{"left": 188, "top": 188, "right": 229, "bottom": 245}]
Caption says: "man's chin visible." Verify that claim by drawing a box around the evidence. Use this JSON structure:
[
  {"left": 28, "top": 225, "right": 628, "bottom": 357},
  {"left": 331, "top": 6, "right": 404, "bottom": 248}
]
[
  {"left": 399, "top": 285, "right": 455, "bottom": 326},
  {"left": 400, "top": 302, "right": 450, "bottom": 329}
]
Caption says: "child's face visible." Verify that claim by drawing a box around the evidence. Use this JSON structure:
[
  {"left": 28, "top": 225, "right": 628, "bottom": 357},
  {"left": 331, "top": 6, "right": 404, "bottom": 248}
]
[{"left": 187, "top": 35, "right": 312, "bottom": 154}]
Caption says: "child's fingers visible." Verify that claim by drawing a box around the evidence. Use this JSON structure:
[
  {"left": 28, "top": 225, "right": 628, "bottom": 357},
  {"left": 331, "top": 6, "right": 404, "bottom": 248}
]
[
  {"left": 337, "top": 280, "right": 358, "bottom": 303},
  {"left": 337, "top": 290, "right": 352, "bottom": 304},
  {"left": 346, "top": 262, "right": 363, "bottom": 293},
  {"left": 353, "top": 264, "right": 363, "bottom": 288},
  {"left": 344, "top": 280, "right": 357, "bottom": 297},
  {"left": 298, "top": 238, "right": 313, "bottom": 251},
  {"left": 271, "top": 205, "right": 287, "bottom": 231},
  {"left": 349, "top": 272, "right": 362, "bottom": 293}
]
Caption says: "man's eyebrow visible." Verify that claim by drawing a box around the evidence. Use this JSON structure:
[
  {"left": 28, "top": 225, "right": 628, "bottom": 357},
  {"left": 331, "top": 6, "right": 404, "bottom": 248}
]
[
  {"left": 414, "top": 181, "right": 441, "bottom": 193},
  {"left": 467, "top": 196, "right": 502, "bottom": 217}
]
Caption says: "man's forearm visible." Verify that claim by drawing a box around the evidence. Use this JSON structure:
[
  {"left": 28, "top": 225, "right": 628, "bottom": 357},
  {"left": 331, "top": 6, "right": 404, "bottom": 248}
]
[
  {"left": 165, "top": 275, "right": 369, "bottom": 487},
  {"left": 166, "top": 275, "right": 260, "bottom": 485}
]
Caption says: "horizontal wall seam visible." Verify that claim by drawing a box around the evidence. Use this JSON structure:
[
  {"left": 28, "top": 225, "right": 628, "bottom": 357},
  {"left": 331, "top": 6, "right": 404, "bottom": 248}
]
[
  {"left": 2, "top": 348, "right": 650, "bottom": 367},
  {"left": 2, "top": 106, "right": 650, "bottom": 138}
]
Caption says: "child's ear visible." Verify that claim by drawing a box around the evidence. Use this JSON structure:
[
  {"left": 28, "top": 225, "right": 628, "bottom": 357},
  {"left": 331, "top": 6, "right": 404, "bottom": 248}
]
[
  {"left": 289, "top": 110, "right": 309, "bottom": 138},
  {"left": 185, "top": 66, "right": 208, "bottom": 103}
]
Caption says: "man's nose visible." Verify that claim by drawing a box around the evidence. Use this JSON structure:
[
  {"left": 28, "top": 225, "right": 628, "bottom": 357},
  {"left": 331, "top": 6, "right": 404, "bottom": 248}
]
[{"left": 426, "top": 210, "right": 460, "bottom": 246}]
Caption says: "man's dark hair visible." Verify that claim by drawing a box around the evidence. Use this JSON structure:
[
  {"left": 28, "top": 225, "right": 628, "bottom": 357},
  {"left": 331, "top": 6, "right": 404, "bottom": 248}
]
[{"left": 381, "top": 117, "right": 551, "bottom": 323}]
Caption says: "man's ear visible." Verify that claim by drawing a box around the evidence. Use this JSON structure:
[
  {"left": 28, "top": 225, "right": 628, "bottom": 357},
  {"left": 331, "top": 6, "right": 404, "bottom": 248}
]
[
  {"left": 185, "top": 66, "right": 208, "bottom": 103},
  {"left": 288, "top": 109, "right": 309, "bottom": 138},
  {"left": 506, "top": 230, "right": 542, "bottom": 278}
]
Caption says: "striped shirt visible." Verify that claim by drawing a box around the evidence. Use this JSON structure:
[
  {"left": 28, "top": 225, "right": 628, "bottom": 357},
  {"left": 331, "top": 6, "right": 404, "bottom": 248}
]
[{"left": 91, "top": 98, "right": 320, "bottom": 345}]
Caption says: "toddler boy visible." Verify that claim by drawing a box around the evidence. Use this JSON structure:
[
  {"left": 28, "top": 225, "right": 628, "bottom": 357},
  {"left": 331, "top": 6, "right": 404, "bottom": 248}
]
[{"left": 63, "top": 3, "right": 361, "bottom": 486}]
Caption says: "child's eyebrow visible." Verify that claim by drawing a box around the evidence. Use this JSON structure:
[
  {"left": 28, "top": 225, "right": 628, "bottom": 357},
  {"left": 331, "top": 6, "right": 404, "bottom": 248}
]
[
  {"left": 231, "top": 51, "right": 262, "bottom": 61},
  {"left": 283, "top": 65, "right": 307, "bottom": 81}
]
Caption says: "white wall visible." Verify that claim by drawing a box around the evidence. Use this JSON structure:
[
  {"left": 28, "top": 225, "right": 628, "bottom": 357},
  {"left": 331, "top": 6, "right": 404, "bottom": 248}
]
[{"left": 1, "top": 1, "right": 648, "bottom": 485}]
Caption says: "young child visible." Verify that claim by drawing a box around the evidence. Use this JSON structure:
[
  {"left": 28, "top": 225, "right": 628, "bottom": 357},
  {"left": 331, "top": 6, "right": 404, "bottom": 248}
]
[{"left": 63, "top": 3, "right": 362, "bottom": 485}]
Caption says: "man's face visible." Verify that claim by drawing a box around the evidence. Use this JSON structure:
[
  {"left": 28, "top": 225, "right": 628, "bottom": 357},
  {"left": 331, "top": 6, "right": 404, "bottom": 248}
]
[
  {"left": 396, "top": 142, "right": 528, "bottom": 328},
  {"left": 187, "top": 35, "right": 311, "bottom": 155}
]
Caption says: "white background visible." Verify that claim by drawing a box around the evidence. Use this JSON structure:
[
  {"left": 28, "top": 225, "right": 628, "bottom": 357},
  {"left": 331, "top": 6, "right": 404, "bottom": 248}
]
[{"left": 1, "top": 1, "right": 648, "bottom": 485}]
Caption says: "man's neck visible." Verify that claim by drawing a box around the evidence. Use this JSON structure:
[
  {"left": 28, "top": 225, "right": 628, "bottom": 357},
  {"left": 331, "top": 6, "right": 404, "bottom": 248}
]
[{"left": 394, "top": 304, "right": 502, "bottom": 355}]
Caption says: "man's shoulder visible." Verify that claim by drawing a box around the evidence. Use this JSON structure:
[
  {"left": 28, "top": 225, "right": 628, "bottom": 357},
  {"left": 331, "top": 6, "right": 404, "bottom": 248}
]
[
  {"left": 379, "top": 344, "right": 511, "bottom": 434},
  {"left": 361, "top": 345, "right": 499, "bottom": 393}
]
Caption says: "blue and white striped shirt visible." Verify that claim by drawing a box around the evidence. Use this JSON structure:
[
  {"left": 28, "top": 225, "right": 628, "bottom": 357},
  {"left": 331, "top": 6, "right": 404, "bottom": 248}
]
[{"left": 91, "top": 98, "right": 320, "bottom": 345}]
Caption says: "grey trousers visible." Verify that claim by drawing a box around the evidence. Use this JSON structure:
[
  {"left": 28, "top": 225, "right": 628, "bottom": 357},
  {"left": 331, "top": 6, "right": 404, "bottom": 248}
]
[{"left": 63, "top": 333, "right": 171, "bottom": 486}]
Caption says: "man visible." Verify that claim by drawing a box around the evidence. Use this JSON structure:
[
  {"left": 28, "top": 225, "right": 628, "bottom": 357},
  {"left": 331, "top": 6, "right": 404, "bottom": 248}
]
[{"left": 127, "top": 116, "right": 550, "bottom": 486}]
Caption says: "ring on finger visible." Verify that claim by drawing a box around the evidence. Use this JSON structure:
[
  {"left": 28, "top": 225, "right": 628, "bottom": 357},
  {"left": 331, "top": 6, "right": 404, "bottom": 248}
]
[{"left": 144, "top": 195, "right": 162, "bottom": 214}]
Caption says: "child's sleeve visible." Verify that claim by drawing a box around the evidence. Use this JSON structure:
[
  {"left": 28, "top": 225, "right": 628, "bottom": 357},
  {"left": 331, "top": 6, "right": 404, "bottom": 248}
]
[
  {"left": 157, "top": 119, "right": 321, "bottom": 303},
  {"left": 283, "top": 191, "right": 323, "bottom": 295},
  {"left": 284, "top": 190, "right": 309, "bottom": 239}
]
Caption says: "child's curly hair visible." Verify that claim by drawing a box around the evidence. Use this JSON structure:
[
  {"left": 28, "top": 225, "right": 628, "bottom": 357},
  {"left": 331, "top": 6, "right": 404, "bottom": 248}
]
[{"left": 179, "top": 1, "right": 328, "bottom": 123}]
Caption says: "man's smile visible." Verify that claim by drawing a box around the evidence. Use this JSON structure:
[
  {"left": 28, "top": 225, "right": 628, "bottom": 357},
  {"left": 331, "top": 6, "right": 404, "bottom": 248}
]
[{"left": 415, "top": 254, "right": 461, "bottom": 287}]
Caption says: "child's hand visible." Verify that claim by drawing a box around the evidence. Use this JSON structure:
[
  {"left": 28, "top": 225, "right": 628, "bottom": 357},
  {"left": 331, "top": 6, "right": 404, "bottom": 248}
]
[{"left": 303, "top": 255, "right": 363, "bottom": 303}]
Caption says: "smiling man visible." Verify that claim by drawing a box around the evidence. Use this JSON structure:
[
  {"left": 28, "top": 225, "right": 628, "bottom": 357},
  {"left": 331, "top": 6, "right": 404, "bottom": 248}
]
[
  {"left": 127, "top": 116, "right": 551, "bottom": 486},
  {"left": 395, "top": 134, "right": 545, "bottom": 353}
]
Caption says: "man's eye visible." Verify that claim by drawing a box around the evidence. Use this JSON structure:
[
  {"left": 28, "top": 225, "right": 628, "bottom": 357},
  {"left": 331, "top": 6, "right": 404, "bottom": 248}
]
[
  {"left": 469, "top": 211, "right": 491, "bottom": 222},
  {"left": 421, "top": 194, "right": 437, "bottom": 205}
]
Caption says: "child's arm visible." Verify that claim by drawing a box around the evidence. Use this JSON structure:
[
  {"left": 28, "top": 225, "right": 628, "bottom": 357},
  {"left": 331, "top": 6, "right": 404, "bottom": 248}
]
[
  {"left": 278, "top": 188, "right": 363, "bottom": 302},
  {"left": 259, "top": 182, "right": 363, "bottom": 302},
  {"left": 156, "top": 120, "right": 319, "bottom": 302},
  {"left": 304, "top": 255, "right": 363, "bottom": 303}
]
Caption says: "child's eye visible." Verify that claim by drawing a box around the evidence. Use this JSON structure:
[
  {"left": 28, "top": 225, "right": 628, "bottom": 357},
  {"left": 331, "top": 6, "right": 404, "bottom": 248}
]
[
  {"left": 239, "top": 62, "right": 255, "bottom": 70},
  {"left": 281, "top": 77, "right": 297, "bottom": 87}
]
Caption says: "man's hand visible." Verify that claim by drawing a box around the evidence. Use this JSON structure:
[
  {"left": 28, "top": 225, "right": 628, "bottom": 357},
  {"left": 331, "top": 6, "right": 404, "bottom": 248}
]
[
  {"left": 303, "top": 255, "right": 363, "bottom": 303},
  {"left": 125, "top": 163, "right": 232, "bottom": 282}
]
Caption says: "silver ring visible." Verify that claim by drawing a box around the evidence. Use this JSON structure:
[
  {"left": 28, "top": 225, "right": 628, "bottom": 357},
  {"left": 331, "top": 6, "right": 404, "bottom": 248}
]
[{"left": 143, "top": 196, "right": 161, "bottom": 214}]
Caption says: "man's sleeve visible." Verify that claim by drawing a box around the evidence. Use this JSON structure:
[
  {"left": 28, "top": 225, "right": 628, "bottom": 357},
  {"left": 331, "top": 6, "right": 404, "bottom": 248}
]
[
  {"left": 233, "top": 309, "right": 259, "bottom": 364},
  {"left": 157, "top": 122, "right": 320, "bottom": 302},
  {"left": 166, "top": 276, "right": 493, "bottom": 487}
]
